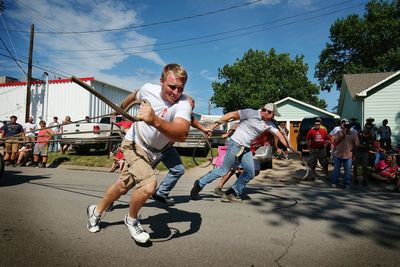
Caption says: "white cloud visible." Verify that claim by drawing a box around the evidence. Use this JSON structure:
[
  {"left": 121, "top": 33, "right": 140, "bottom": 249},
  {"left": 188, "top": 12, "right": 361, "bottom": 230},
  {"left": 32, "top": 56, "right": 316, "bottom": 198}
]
[
  {"left": 6, "top": 0, "right": 165, "bottom": 87},
  {"left": 199, "top": 69, "right": 217, "bottom": 81},
  {"left": 245, "top": 0, "right": 283, "bottom": 7},
  {"left": 246, "top": 0, "right": 314, "bottom": 8}
]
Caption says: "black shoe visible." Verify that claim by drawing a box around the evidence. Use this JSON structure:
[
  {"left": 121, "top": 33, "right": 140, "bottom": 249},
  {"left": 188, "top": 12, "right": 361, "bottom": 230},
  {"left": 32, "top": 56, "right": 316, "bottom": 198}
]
[
  {"left": 190, "top": 180, "right": 202, "bottom": 200},
  {"left": 152, "top": 193, "right": 175, "bottom": 206},
  {"left": 105, "top": 202, "right": 114, "bottom": 212}
]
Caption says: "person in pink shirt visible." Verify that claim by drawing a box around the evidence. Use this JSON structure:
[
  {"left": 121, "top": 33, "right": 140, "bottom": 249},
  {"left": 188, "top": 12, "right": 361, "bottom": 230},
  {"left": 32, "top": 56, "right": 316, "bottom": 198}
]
[
  {"left": 331, "top": 119, "right": 360, "bottom": 189},
  {"left": 32, "top": 121, "right": 54, "bottom": 168}
]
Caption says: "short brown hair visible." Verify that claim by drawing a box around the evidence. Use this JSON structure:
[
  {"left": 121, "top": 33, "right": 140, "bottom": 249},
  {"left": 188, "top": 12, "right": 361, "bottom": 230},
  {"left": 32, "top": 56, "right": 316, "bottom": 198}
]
[{"left": 161, "top": 63, "right": 187, "bottom": 85}]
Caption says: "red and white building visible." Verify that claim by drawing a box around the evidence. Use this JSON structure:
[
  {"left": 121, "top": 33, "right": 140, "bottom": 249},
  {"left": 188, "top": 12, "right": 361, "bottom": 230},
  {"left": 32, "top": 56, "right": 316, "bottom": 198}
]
[{"left": 0, "top": 77, "right": 133, "bottom": 124}]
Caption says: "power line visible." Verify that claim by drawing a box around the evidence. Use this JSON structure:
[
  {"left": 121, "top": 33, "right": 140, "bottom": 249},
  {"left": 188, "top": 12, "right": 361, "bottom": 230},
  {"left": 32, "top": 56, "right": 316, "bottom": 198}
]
[
  {"left": 8, "top": 0, "right": 264, "bottom": 34},
  {"left": 12, "top": 0, "right": 362, "bottom": 54},
  {"left": 0, "top": 52, "right": 70, "bottom": 79},
  {"left": 42, "top": 2, "right": 365, "bottom": 60},
  {"left": 0, "top": 35, "right": 27, "bottom": 76},
  {"left": 11, "top": 0, "right": 123, "bottom": 66}
]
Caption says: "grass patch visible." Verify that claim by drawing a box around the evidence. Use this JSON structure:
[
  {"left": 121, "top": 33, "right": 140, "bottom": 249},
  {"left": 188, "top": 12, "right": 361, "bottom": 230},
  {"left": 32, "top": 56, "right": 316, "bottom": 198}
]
[{"left": 47, "top": 147, "right": 217, "bottom": 171}]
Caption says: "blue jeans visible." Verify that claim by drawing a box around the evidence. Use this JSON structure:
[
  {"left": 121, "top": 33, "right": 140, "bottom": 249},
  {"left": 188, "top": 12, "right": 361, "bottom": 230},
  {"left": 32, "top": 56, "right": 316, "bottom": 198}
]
[
  {"left": 331, "top": 157, "right": 352, "bottom": 186},
  {"left": 155, "top": 146, "right": 185, "bottom": 198},
  {"left": 374, "top": 152, "right": 384, "bottom": 165},
  {"left": 198, "top": 139, "right": 255, "bottom": 196},
  {"left": 48, "top": 135, "right": 59, "bottom": 152}
]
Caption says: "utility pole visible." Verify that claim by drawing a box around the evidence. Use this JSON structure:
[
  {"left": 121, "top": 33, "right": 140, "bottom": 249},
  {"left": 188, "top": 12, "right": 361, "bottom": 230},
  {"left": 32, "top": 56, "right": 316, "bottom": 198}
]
[{"left": 25, "top": 24, "right": 34, "bottom": 122}]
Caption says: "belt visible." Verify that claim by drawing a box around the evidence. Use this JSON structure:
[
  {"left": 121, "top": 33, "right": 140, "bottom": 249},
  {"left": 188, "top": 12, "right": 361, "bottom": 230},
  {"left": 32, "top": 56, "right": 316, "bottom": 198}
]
[{"left": 134, "top": 123, "right": 172, "bottom": 154}]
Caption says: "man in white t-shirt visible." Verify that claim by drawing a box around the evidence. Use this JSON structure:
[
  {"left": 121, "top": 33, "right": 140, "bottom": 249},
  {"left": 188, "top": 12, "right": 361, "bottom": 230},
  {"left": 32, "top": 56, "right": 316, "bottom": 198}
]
[
  {"left": 86, "top": 64, "right": 192, "bottom": 244},
  {"left": 24, "top": 116, "right": 37, "bottom": 143},
  {"left": 190, "top": 103, "right": 291, "bottom": 203}
]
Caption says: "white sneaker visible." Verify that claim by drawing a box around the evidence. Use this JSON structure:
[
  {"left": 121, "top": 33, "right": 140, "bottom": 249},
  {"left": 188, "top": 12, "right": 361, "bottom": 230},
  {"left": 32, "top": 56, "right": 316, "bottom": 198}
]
[
  {"left": 330, "top": 184, "right": 337, "bottom": 188},
  {"left": 87, "top": 205, "right": 101, "bottom": 233},
  {"left": 124, "top": 215, "right": 150, "bottom": 243}
]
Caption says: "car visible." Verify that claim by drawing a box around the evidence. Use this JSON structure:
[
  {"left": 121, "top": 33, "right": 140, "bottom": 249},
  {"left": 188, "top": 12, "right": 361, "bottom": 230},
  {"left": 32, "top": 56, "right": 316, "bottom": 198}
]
[
  {"left": 173, "top": 128, "right": 210, "bottom": 156},
  {"left": 296, "top": 116, "right": 340, "bottom": 153}
]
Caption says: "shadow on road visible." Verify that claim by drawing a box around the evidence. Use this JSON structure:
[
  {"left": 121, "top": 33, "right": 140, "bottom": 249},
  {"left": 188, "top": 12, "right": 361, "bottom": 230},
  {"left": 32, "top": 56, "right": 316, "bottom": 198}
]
[
  {"left": 0, "top": 170, "right": 51, "bottom": 187},
  {"left": 141, "top": 206, "right": 202, "bottom": 243},
  {"left": 47, "top": 157, "right": 70, "bottom": 168},
  {"left": 246, "top": 160, "right": 400, "bottom": 250}
]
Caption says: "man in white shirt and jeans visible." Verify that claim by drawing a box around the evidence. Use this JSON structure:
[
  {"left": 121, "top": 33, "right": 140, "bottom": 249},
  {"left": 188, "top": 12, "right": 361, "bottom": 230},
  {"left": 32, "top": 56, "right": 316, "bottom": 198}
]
[
  {"left": 86, "top": 64, "right": 192, "bottom": 244},
  {"left": 190, "top": 103, "right": 291, "bottom": 203}
]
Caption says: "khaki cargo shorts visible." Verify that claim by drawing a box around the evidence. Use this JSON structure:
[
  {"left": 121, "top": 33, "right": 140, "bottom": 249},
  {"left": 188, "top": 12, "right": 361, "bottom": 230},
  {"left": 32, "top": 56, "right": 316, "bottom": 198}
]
[
  {"left": 5, "top": 137, "right": 20, "bottom": 154},
  {"left": 119, "top": 138, "right": 156, "bottom": 190}
]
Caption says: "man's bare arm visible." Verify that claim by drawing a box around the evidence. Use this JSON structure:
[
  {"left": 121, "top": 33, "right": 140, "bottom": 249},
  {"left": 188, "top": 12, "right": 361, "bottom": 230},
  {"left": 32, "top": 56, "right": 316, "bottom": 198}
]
[
  {"left": 210, "top": 111, "right": 240, "bottom": 130},
  {"left": 138, "top": 102, "right": 190, "bottom": 142},
  {"left": 119, "top": 90, "right": 138, "bottom": 110}
]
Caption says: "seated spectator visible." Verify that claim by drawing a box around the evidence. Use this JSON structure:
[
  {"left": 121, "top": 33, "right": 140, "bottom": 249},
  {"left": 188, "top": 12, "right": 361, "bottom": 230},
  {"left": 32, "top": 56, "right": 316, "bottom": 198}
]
[
  {"left": 110, "top": 146, "right": 125, "bottom": 172},
  {"left": 373, "top": 153, "right": 398, "bottom": 181},
  {"left": 371, "top": 140, "right": 385, "bottom": 166},
  {"left": 16, "top": 143, "right": 33, "bottom": 166},
  {"left": 114, "top": 120, "right": 133, "bottom": 134}
]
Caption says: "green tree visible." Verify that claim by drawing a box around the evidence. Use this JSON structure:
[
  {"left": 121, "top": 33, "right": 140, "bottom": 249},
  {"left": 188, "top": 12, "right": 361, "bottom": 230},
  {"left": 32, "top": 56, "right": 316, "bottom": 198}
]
[
  {"left": 316, "top": 0, "right": 400, "bottom": 91},
  {"left": 211, "top": 48, "right": 325, "bottom": 113}
]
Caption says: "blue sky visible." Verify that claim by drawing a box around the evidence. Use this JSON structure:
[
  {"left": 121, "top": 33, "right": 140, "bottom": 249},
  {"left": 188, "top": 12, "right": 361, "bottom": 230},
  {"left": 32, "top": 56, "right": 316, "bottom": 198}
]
[{"left": 0, "top": 0, "right": 368, "bottom": 115}]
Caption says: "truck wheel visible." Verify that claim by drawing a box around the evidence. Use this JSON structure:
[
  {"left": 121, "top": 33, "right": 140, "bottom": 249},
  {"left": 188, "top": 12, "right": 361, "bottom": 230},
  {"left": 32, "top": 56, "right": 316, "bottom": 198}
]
[{"left": 75, "top": 146, "right": 91, "bottom": 155}]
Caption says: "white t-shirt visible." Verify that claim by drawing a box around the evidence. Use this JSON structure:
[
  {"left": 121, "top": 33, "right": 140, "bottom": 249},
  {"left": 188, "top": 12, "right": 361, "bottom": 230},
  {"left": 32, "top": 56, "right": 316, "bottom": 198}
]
[
  {"left": 330, "top": 125, "right": 356, "bottom": 136},
  {"left": 24, "top": 122, "right": 37, "bottom": 137},
  {"left": 231, "top": 109, "right": 278, "bottom": 148},
  {"left": 125, "top": 83, "right": 192, "bottom": 160},
  {"left": 48, "top": 121, "right": 61, "bottom": 133}
]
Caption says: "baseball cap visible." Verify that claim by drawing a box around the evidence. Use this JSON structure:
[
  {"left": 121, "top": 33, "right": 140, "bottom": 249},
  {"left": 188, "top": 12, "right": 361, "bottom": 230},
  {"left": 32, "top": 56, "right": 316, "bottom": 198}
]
[
  {"left": 263, "top": 103, "right": 281, "bottom": 117},
  {"left": 341, "top": 118, "right": 350, "bottom": 125},
  {"left": 315, "top": 117, "right": 322, "bottom": 122}
]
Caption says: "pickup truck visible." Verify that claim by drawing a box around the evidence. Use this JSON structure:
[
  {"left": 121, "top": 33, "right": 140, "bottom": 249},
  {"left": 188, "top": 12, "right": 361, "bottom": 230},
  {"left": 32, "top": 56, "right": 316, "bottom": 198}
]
[
  {"left": 173, "top": 127, "right": 209, "bottom": 156},
  {"left": 59, "top": 116, "right": 124, "bottom": 154}
]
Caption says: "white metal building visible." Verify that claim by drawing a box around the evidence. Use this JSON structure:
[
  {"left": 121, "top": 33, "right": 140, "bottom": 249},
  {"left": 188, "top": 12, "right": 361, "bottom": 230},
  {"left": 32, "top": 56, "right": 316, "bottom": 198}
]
[{"left": 0, "top": 77, "right": 133, "bottom": 124}]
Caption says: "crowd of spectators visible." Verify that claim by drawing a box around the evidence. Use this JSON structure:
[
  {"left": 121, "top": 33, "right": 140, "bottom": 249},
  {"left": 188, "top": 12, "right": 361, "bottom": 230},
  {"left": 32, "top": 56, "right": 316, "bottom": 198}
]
[
  {"left": 0, "top": 115, "right": 71, "bottom": 168},
  {"left": 304, "top": 116, "right": 399, "bottom": 191}
]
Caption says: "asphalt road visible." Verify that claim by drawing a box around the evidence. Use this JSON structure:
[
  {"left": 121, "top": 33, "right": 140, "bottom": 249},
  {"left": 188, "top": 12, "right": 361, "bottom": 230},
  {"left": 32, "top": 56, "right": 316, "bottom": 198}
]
[{"left": 0, "top": 160, "right": 399, "bottom": 266}]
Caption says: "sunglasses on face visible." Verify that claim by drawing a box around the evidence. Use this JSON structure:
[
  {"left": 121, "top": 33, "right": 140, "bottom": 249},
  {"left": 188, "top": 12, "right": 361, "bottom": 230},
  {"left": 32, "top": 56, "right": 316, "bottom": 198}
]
[
  {"left": 314, "top": 123, "right": 321, "bottom": 126},
  {"left": 261, "top": 108, "right": 273, "bottom": 114}
]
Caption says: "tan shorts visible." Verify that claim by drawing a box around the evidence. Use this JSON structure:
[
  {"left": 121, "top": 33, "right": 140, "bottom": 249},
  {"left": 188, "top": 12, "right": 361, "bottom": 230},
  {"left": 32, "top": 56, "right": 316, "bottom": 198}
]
[
  {"left": 5, "top": 138, "right": 20, "bottom": 154},
  {"left": 119, "top": 139, "right": 156, "bottom": 190}
]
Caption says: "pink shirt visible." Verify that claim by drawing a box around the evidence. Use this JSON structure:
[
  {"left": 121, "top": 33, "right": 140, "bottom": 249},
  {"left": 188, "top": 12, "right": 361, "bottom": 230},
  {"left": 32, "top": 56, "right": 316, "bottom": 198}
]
[{"left": 333, "top": 130, "right": 359, "bottom": 159}]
